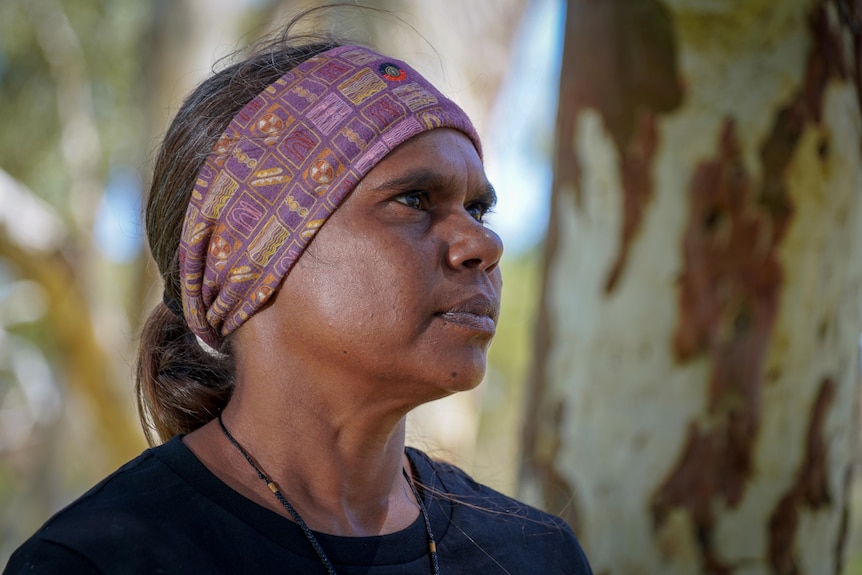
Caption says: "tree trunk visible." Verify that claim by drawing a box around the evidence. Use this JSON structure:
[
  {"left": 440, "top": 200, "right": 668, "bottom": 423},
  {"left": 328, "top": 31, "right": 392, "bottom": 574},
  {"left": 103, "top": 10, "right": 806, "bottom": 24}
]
[{"left": 520, "top": 1, "right": 862, "bottom": 574}]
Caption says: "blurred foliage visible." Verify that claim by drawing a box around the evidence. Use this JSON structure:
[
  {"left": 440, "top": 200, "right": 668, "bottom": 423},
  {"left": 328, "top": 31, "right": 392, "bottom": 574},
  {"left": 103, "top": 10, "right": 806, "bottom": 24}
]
[
  {"left": 0, "top": 0, "right": 155, "bottom": 560},
  {"left": 0, "top": 0, "right": 149, "bottom": 211}
]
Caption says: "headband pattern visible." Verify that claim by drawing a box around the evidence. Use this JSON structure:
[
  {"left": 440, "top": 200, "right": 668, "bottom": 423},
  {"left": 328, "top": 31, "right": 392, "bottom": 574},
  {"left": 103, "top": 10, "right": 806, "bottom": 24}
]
[{"left": 179, "top": 45, "right": 481, "bottom": 347}]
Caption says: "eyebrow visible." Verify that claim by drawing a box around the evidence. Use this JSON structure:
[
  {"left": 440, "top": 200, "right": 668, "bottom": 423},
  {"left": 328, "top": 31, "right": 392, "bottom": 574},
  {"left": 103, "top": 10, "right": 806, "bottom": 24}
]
[{"left": 370, "top": 169, "right": 498, "bottom": 206}]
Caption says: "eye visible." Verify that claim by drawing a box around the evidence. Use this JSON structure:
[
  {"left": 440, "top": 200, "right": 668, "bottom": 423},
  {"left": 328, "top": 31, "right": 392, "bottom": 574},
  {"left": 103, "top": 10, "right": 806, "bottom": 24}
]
[
  {"left": 466, "top": 201, "right": 493, "bottom": 224},
  {"left": 394, "top": 191, "right": 426, "bottom": 210}
]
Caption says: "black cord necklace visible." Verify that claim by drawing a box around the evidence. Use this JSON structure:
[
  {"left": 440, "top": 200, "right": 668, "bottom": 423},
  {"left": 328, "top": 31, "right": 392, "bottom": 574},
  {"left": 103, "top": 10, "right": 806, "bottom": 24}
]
[{"left": 217, "top": 414, "right": 440, "bottom": 574}]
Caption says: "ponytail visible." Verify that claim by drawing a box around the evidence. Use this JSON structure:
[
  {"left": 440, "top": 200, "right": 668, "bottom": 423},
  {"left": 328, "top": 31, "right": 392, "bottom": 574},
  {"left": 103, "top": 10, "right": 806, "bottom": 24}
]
[{"left": 135, "top": 303, "right": 234, "bottom": 445}]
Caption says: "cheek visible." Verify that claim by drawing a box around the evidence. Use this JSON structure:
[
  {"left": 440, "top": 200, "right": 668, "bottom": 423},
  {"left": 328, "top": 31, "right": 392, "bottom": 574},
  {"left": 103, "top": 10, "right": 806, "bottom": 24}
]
[
  {"left": 356, "top": 247, "right": 427, "bottom": 322},
  {"left": 301, "top": 240, "right": 416, "bottom": 334}
]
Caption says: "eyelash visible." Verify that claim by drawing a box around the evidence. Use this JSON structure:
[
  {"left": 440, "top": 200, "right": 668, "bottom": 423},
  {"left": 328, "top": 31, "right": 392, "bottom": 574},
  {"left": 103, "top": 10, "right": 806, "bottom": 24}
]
[
  {"left": 395, "top": 191, "right": 426, "bottom": 211},
  {"left": 394, "top": 191, "right": 493, "bottom": 224},
  {"left": 466, "top": 202, "right": 494, "bottom": 224}
]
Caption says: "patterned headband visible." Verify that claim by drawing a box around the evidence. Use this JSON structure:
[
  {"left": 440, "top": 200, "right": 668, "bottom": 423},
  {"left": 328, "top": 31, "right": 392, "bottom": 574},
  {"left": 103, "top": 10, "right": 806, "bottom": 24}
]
[{"left": 178, "top": 44, "right": 481, "bottom": 348}]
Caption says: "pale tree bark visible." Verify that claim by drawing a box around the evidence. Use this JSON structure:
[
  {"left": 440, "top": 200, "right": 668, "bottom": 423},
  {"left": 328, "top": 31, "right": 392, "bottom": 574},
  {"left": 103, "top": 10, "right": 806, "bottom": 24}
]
[{"left": 521, "top": 1, "right": 862, "bottom": 574}]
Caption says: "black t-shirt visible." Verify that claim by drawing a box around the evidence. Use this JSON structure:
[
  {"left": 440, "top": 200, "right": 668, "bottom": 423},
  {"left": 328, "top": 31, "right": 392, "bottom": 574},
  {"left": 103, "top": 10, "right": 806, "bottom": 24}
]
[{"left": 5, "top": 437, "right": 592, "bottom": 574}]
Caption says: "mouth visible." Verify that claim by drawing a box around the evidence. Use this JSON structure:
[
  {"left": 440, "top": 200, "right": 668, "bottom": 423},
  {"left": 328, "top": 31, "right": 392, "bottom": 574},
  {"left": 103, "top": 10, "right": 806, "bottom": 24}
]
[{"left": 436, "top": 294, "right": 499, "bottom": 335}]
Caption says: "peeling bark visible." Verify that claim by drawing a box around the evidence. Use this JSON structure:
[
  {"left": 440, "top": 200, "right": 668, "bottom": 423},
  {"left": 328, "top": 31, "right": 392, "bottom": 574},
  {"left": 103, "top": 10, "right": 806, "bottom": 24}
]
[
  {"left": 523, "top": 0, "right": 862, "bottom": 571},
  {"left": 654, "top": 117, "right": 785, "bottom": 574},
  {"left": 522, "top": 0, "right": 684, "bottom": 523},
  {"left": 564, "top": 0, "right": 682, "bottom": 156},
  {"left": 651, "top": 2, "right": 852, "bottom": 572},
  {"left": 767, "top": 378, "right": 836, "bottom": 575},
  {"left": 604, "top": 110, "right": 660, "bottom": 293},
  {"left": 557, "top": 0, "right": 682, "bottom": 290},
  {"left": 833, "top": 468, "right": 852, "bottom": 575}
]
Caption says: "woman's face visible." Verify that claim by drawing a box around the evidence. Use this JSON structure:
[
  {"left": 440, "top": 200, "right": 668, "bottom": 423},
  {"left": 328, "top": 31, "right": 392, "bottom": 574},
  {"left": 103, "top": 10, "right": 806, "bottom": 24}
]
[{"left": 245, "top": 128, "right": 503, "bottom": 404}]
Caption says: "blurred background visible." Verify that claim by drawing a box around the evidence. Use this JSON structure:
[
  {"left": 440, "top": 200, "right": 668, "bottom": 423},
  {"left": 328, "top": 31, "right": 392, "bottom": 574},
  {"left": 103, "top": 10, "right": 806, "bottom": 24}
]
[{"left": 2, "top": 0, "right": 861, "bottom": 573}]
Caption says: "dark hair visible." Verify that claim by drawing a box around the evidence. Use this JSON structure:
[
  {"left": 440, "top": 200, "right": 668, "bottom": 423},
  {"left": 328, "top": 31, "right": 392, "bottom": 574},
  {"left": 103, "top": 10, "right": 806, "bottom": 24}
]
[{"left": 136, "top": 26, "right": 342, "bottom": 446}]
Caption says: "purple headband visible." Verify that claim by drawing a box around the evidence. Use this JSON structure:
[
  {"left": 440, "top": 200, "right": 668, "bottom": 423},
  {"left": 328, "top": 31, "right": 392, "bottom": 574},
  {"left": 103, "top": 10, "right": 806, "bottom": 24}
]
[{"left": 179, "top": 45, "right": 481, "bottom": 347}]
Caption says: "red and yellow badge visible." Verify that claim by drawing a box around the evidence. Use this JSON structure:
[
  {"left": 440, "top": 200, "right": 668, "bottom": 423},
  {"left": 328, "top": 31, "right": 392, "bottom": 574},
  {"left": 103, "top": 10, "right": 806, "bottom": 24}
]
[{"left": 379, "top": 63, "right": 407, "bottom": 81}]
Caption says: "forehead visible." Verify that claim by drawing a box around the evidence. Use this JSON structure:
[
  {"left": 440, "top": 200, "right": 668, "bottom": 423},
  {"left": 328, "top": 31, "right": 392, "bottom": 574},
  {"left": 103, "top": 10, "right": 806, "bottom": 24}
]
[{"left": 356, "top": 129, "right": 489, "bottom": 191}]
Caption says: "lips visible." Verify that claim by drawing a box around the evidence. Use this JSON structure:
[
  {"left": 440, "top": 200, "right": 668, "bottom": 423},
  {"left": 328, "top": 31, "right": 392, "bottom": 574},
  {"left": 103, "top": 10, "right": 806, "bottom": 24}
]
[{"left": 436, "top": 294, "right": 499, "bottom": 334}]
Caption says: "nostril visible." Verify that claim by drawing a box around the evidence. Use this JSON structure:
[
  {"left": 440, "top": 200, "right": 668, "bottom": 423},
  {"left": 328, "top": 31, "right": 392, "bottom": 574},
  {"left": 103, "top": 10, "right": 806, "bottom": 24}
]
[
  {"left": 448, "top": 232, "right": 502, "bottom": 271},
  {"left": 461, "top": 257, "right": 484, "bottom": 269}
]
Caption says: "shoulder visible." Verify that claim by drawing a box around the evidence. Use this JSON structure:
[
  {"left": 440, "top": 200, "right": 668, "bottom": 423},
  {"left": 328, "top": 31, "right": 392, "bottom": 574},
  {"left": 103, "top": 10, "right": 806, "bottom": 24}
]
[
  {"left": 410, "top": 447, "right": 562, "bottom": 523},
  {"left": 408, "top": 448, "right": 593, "bottom": 574},
  {"left": 4, "top": 539, "right": 102, "bottom": 575},
  {"left": 5, "top": 438, "right": 202, "bottom": 574},
  {"left": 36, "top": 438, "right": 186, "bottom": 522}
]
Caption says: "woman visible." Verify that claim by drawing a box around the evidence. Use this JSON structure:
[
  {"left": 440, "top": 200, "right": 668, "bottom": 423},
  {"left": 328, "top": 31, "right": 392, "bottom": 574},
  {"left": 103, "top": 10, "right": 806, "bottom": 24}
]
[{"left": 5, "top": 23, "right": 592, "bottom": 575}]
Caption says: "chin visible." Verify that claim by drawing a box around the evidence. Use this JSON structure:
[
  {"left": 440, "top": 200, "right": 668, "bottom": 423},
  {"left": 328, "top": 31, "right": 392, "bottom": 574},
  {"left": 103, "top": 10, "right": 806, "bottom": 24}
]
[
  {"left": 438, "top": 363, "right": 487, "bottom": 394},
  {"left": 403, "top": 365, "right": 487, "bottom": 407}
]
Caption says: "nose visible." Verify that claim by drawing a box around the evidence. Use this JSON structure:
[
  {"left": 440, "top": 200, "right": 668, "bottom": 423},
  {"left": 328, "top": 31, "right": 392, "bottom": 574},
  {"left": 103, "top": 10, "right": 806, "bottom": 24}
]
[{"left": 446, "top": 215, "right": 504, "bottom": 273}]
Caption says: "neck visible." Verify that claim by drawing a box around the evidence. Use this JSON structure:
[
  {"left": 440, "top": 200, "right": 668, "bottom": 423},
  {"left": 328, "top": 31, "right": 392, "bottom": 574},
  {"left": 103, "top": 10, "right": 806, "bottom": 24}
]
[{"left": 185, "top": 377, "right": 421, "bottom": 537}]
